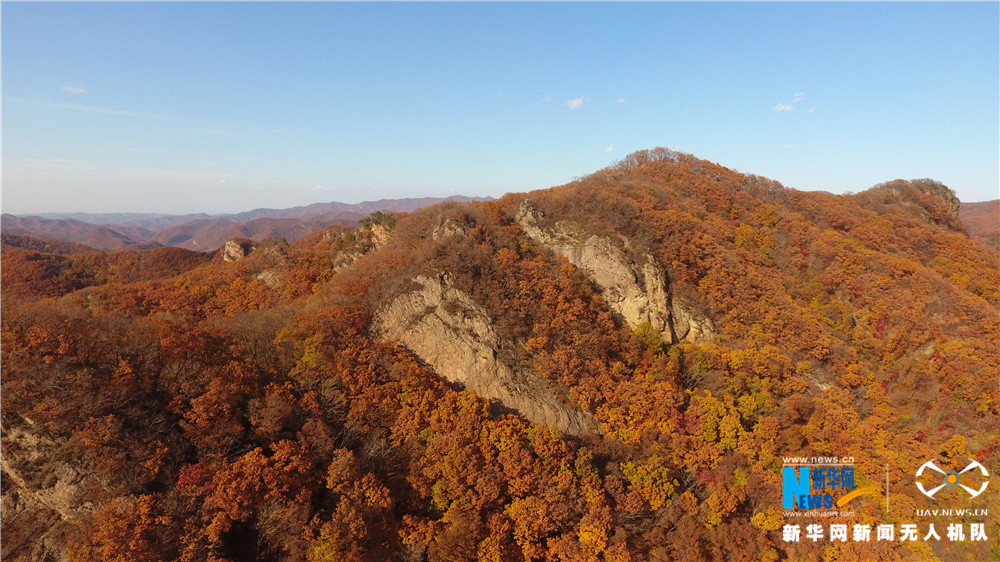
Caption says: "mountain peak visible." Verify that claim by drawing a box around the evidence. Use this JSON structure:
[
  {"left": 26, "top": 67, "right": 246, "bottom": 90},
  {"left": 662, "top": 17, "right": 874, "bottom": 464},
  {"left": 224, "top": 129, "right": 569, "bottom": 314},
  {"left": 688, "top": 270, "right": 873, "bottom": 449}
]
[{"left": 858, "top": 178, "right": 963, "bottom": 231}]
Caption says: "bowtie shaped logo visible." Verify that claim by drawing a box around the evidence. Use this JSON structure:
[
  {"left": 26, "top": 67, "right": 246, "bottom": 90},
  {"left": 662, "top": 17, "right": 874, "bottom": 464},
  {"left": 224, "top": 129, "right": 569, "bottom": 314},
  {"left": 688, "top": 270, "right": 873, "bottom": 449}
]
[{"left": 915, "top": 459, "right": 989, "bottom": 499}]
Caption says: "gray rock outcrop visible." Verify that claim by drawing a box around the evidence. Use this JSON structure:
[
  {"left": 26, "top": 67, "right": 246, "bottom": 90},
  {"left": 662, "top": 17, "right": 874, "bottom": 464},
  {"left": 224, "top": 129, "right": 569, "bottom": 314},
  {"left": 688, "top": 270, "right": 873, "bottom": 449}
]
[
  {"left": 0, "top": 420, "right": 95, "bottom": 561},
  {"left": 515, "top": 200, "right": 714, "bottom": 344},
  {"left": 221, "top": 238, "right": 257, "bottom": 262},
  {"left": 373, "top": 273, "right": 598, "bottom": 436},
  {"left": 431, "top": 215, "right": 466, "bottom": 240},
  {"left": 1, "top": 424, "right": 90, "bottom": 522},
  {"left": 517, "top": 200, "right": 717, "bottom": 344},
  {"left": 369, "top": 223, "right": 391, "bottom": 249},
  {"left": 671, "top": 295, "right": 716, "bottom": 343}
]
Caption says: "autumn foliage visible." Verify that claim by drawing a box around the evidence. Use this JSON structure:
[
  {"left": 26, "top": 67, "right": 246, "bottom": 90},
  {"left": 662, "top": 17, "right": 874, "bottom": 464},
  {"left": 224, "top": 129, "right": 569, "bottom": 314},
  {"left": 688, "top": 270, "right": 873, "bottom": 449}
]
[{"left": 2, "top": 148, "right": 998, "bottom": 561}]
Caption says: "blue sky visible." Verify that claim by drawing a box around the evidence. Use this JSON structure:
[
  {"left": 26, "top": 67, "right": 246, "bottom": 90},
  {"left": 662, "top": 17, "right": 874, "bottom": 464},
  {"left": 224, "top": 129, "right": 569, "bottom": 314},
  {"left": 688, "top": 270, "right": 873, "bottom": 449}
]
[{"left": 3, "top": 2, "right": 998, "bottom": 214}]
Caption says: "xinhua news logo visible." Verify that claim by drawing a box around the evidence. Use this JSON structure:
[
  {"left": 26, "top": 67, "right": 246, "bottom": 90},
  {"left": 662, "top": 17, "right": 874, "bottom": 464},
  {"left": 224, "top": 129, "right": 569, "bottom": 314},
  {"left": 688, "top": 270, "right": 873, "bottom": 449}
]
[
  {"left": 783, "top": 464, "right": 855, "bottom": 509},
  {"left": 781, "top": 456, "right": 877, "bottom": 511}
]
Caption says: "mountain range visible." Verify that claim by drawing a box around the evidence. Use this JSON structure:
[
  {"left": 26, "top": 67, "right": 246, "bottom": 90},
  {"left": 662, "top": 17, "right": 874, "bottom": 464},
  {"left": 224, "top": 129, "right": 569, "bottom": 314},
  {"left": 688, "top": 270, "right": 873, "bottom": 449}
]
[
  {"left": 1, "top": 195, "right": 490, "bottom": 252},
  {"left": 2, "top": 148, "right": 997, "bottom": 561}
]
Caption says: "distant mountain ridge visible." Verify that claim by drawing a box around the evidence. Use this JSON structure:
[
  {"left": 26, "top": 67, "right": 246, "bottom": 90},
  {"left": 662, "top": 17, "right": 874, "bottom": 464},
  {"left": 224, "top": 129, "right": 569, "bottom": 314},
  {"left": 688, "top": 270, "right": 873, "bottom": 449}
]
[
  {"left": 25, "top": 196, "right": 487, "bottom": 228},
  {"left": 0, "top": 215, "right": 155, "bottom": 251},
  {"left": 959, "top": 199, "right": 1000, "bottom": 252},
  {"left": 2, "top": 195, "right": 491, "bottom": 251}
]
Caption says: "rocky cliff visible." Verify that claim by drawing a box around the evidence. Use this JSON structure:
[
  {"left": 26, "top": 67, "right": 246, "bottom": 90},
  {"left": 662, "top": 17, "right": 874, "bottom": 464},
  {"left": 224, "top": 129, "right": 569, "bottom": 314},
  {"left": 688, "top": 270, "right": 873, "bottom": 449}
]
[
  {"left": 515, "top": 200, "right": 714, "bottom": 343},
  {"left": 373, "top": 273, "right": 598, "bottom": 436},
  {"left": 1, "top": 420, "right": 92, "bottom": 561},
  {"left": 221, "top": 238, "right": 257, "bottom": 262}
]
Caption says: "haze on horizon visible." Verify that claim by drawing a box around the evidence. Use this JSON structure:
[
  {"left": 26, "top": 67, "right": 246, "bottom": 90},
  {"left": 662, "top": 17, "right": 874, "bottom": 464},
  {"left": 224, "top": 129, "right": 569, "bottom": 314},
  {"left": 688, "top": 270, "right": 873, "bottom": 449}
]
[{"left": 2, "top": 2, "right": 997, "bottom": 215}]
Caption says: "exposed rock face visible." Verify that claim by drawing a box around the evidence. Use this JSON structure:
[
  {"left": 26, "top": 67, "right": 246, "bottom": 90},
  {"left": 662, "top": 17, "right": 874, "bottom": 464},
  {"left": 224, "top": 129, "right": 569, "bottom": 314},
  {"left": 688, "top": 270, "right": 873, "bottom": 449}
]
[
  {"left": 374, "top": 273, "right": 598, "bottom": 436},
  {"left": 1, "top": 424, "right": 89, "bottom": 522},
  {"left": 516, "top": 201, "right": 672, "bottom": 337},
  {"left": 255, "top": 269, "right": 281, "bottom": 286},
  {"left": 222, "top": 238, "right": 257, "bottom": 262},
  {"left": 1, "top": 420, "right": 95, "bottom": 561},
  {"left": 671, "top": 296, "right": 716, "bottom": 343},
  {"left": 369, "top": 223, "right": 391, "bottom": 249},
  {"left": 515, "top": 200, "right": 715, "bottom": 344},
  {"left": 516, "top": 200, "right": 717, "bottom": 343},
  {"left": 432, "top": 215, "right": 466, "bottom": 240}
]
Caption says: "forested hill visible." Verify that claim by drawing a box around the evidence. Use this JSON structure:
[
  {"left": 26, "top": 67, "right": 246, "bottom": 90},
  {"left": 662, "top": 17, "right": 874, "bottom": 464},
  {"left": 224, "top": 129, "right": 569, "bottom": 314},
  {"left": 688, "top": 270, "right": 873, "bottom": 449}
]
[{"left": 3, "top": 148, "right": 998, "bottom": 561}]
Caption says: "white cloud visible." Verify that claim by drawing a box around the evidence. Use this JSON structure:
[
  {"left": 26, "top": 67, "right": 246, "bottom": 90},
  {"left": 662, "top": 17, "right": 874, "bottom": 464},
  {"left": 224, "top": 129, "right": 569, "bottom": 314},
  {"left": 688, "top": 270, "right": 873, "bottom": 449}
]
[
  {"left": 8, "top": 98, "right": 230, "bottom": 132},
  {"left": 566, "top": 97, "right": 586, "bottom": 110},
  {"left": 605, "top": 144, "right": 615, "bottom": 153},
  {"left": 806, "top": 107, "right": 817, "bottom": 114},
  {"left": 678, "top": 107, "right": 691, "bottom": 117},
  {"left": 616, "top": 97, "right": 625, "bottom": 104},
  {"left": 7, "top": 97, "right": 171, "bottom": 120},
  {"left": 542, "top": 95, "right": 552, "bottom": 103},
  {"left": 61, "top": 85, "right": 87, "bottom": 94},
  {"left": 782, "top": 143, "right": 800, "bottom": 149},
  {"left": 774, "top": 93, "right": 806, "bottom": 112}
]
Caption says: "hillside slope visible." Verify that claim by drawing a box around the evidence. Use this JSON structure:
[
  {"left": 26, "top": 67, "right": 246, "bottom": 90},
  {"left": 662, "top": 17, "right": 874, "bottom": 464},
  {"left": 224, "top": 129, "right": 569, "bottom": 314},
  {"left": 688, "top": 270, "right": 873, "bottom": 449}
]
[
  {"left": 959, "top": 199, "right": 1000, "bottom": 252},
  {"left": 2, "top": 148, "right": 997, "bottom": 561}
]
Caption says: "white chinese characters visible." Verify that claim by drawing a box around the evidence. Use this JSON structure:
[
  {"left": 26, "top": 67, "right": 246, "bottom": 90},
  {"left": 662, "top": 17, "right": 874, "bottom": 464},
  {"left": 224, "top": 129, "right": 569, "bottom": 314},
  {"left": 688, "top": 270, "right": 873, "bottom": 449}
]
[{"left": 781, "top": 523, "right": 988, "bottom": 543}]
